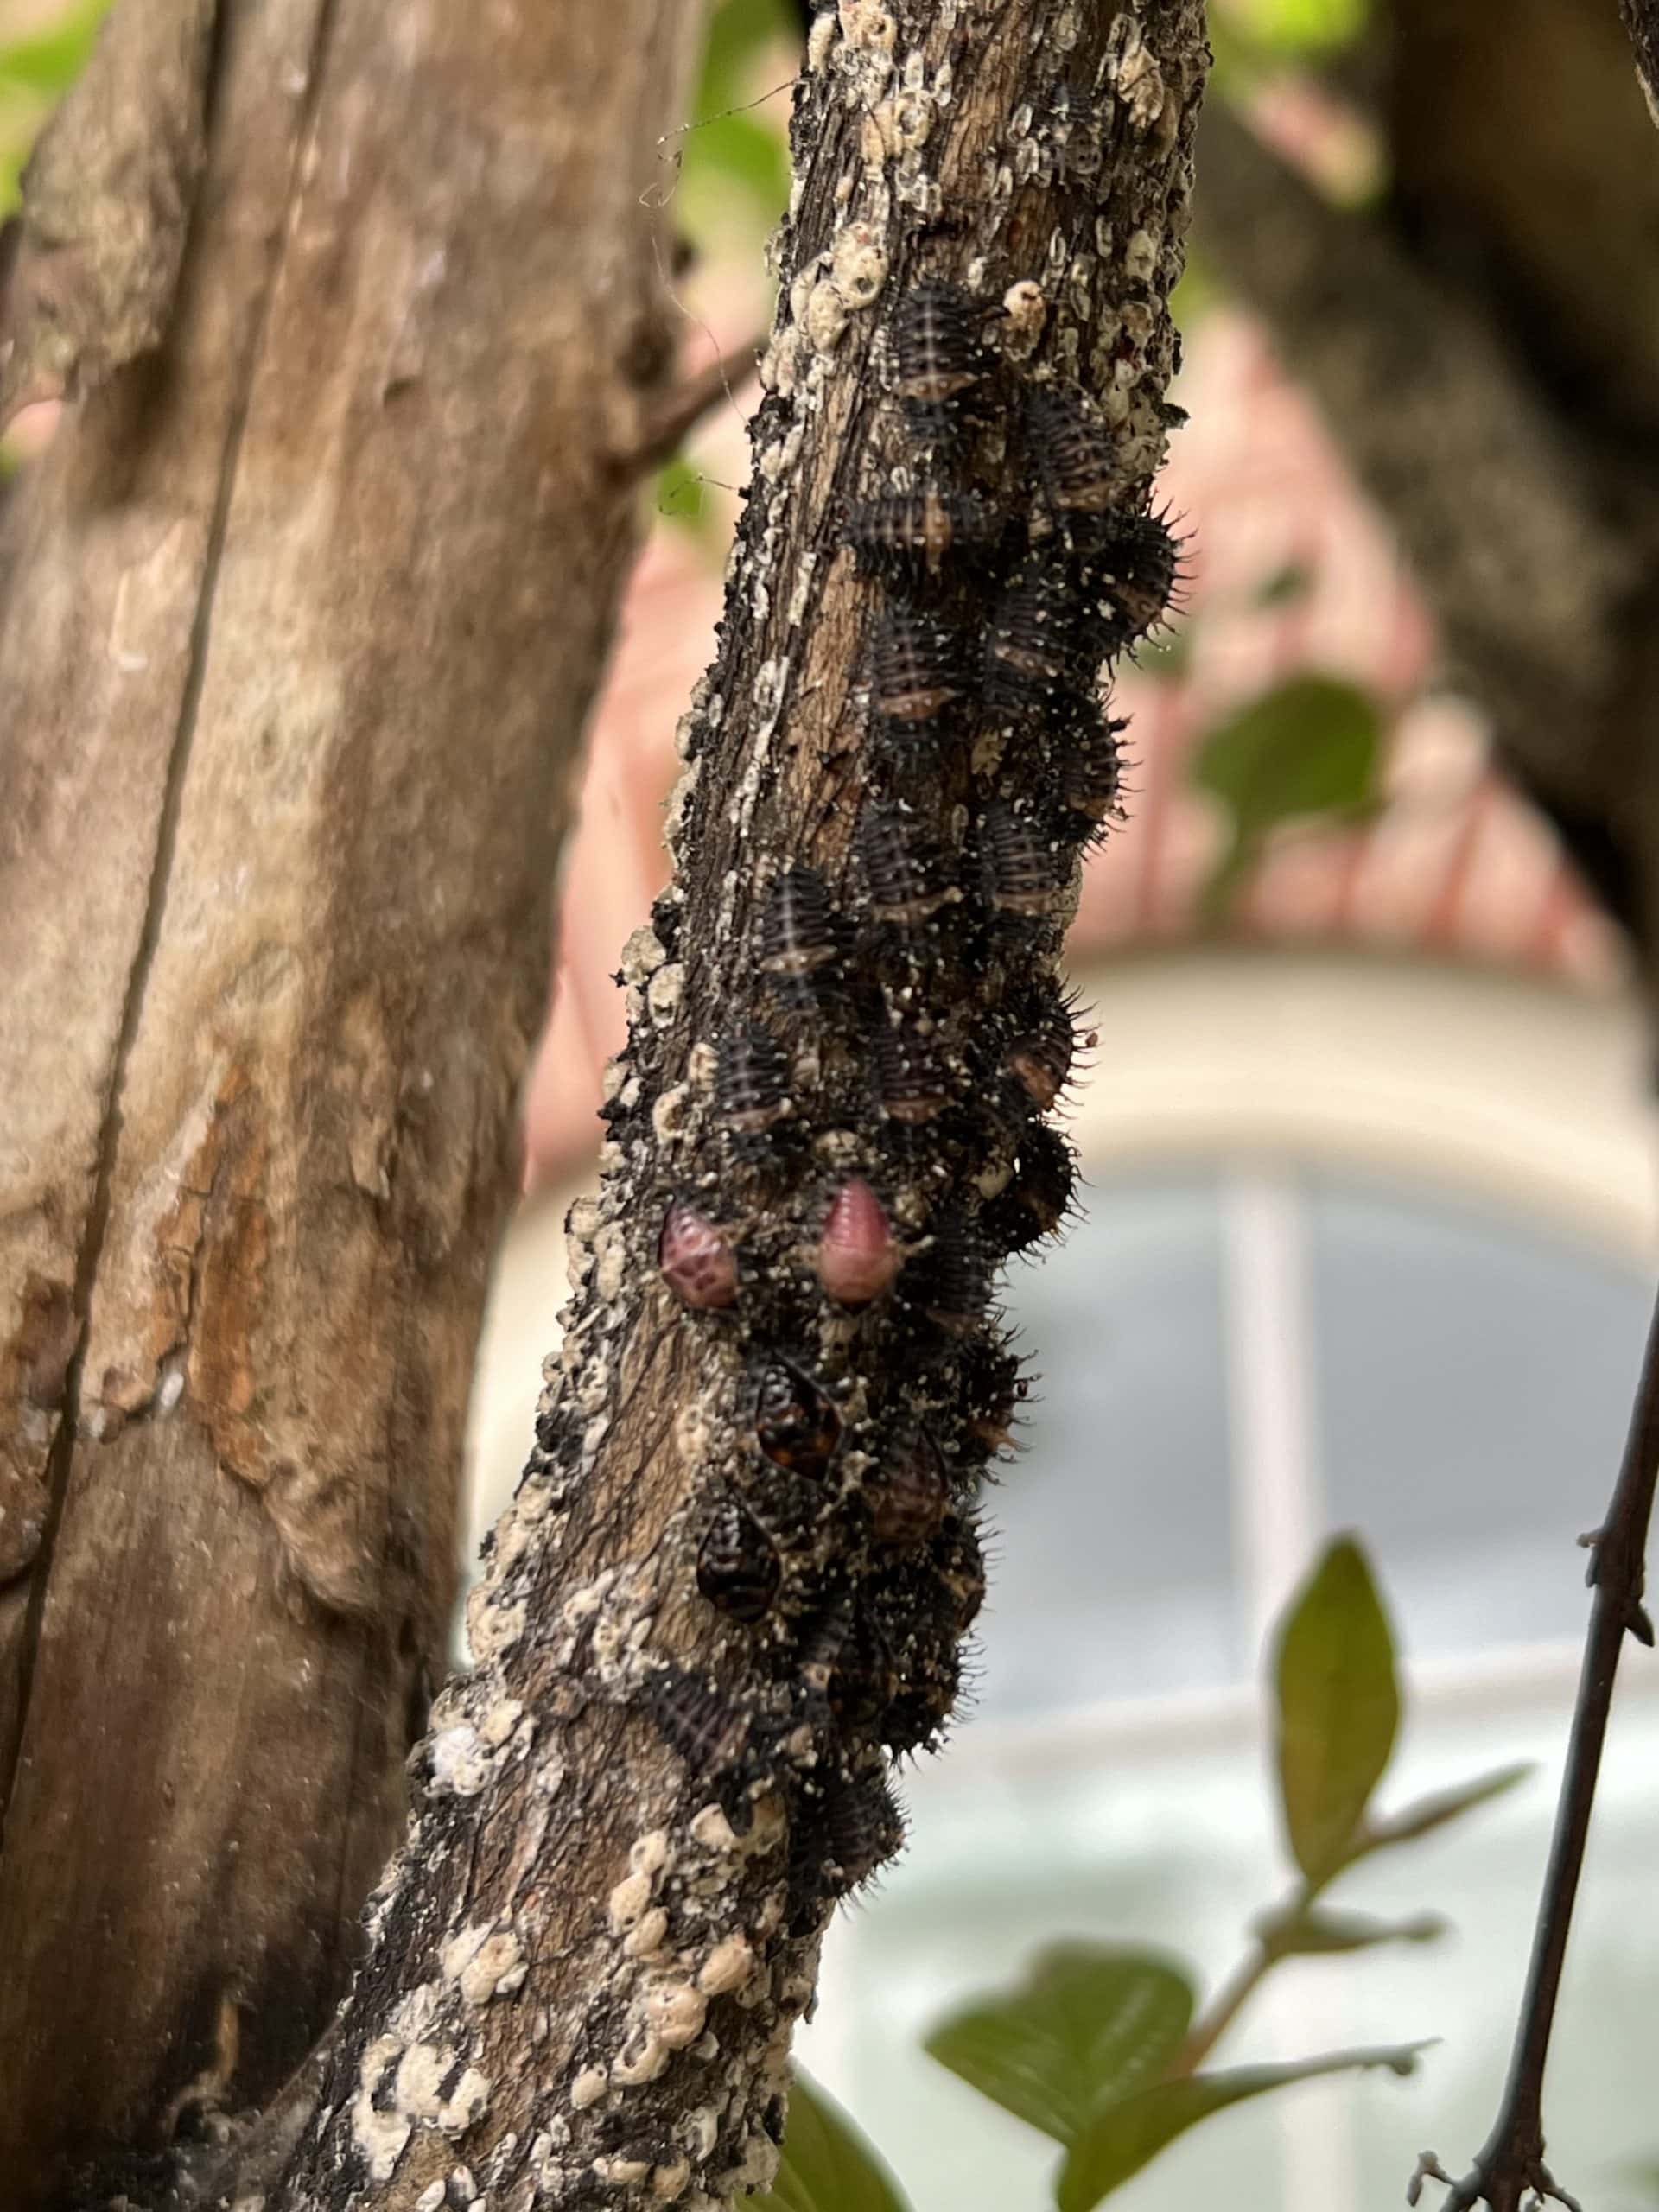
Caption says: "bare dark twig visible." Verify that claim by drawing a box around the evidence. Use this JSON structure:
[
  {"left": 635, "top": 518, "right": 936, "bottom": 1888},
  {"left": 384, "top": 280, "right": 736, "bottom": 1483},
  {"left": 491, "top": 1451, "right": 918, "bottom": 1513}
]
[
  {"left": 1409, "top": 1281, "right": 1659, "bottom": 2212},
  {"left": 609, "top": 333, "right": 764, "bottom": 478}
]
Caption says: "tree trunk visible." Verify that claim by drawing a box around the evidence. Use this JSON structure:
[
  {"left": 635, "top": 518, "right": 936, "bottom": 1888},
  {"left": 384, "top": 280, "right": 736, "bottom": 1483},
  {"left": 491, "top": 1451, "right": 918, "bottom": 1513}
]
[
  {"left": 0, "top": 3, "right": 700, "bottom": 2202},
  {"left": 259, "top": 7, "right": 1211, "bottom": 2210}
]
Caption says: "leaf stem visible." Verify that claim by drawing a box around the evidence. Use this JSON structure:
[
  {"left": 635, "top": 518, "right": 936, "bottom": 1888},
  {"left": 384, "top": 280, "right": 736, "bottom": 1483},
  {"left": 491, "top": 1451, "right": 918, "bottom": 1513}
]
[{"left": 1414, "top": 1276, "right": 1659, "bottom": 2212}]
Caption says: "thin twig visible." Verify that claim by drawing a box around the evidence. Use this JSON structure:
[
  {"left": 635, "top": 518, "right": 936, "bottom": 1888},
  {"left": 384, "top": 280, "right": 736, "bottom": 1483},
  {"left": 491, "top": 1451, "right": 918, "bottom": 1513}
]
[
  {"left": 1411, "top": 1279, "right": 1659, "bottom": 2212},
  {"left": 609, "top": 332, "right": 762, "bottom": 478}
]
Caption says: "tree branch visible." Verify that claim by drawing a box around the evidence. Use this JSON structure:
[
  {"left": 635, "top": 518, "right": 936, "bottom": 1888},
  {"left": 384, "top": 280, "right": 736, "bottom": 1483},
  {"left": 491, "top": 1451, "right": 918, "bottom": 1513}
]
[
  {"left": 1618, "top": 1, "right": 1659, "bottom": 128},
  {"left": 1410, "top": 1277, "right": 1659, "bottom": 2212},
  {"left": 1192, "top": 99, "right": 1633, "bottom": 823},
  {"left": 251, "top": 8, "right": 1212, "bottom": 2209}
]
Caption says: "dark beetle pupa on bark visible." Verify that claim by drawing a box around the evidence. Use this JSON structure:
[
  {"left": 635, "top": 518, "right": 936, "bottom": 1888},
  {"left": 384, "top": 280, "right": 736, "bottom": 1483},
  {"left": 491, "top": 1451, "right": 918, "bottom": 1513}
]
[
  {"left": 888, "top": 280, "right": 993, "bottom": 443},
  {"left": 985, "top": 1119, "right": 1082, "bottom": 1251},
  {"left": 753, "top": 1357, "right": 841, "bottom": 1479},
  {"left": 874, "top": 1020, "right": 950, "bottom": 1125},
  {"left": 829, "top": 1612, "right": 895, "bottom": 1726},
  {"left": 931, "top": 1512, "right": 988, "bottom": 1632},
  {"left": 867, "top": 1433, "right": 950, "bottom": 1549},
  {"left": 1003, "top": 992, "right": 1078, "bottom": 1111},
  {"left": 867, "top": 604, "right": 968, "bottom": 740},
  {"left": 758, "top": 865, "right": 841, "bottom": 1008},
  {"left": 856, "top": 801, "right": 953, "bottom": 925},
  {"left": 982, "top": 799, "right": 1068, "bottom": 918},
  {"left": 715, "top": 1023, "right": 792, "bottom": 1139},
  {"left": 842, "top": 487, "right": 1000, "bottom": 583},
  {"left": 658, "top": 1199, "right": 740, "bottom": 1311},
  {"left": 696, "top": 1497, "right": 781, "bottom": 1623}
]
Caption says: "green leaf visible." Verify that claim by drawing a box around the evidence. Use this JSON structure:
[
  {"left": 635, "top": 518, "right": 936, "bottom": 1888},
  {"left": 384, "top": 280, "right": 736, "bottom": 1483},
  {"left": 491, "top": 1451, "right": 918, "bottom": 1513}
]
[
  {"left": 926, "top": 1944, "right": 1197, "bottom": 2148},
  {"left": 1057, "top": 2044, "right": 1428, "bottom": 2212},
  {"left": 0, "top": 0, "right": 112, "bottom": 95},
  {"left": 1261, "top": 1906, "right": 1445, "bottom": 1959},
  {"left": 753, "top": 2071, "right": 912, "bottom": 2212},
  {"left": 1273, "top": 1536, "right": 1400, "bottom": 1883},
  {"left": 1191, "top": 674, "right": 1384, "bottom": 919},
  {"left": 1254, "top": 561, "right": 1313, "bottom": 609},
  {"left": 1362, "top": 1763, "right": 1534, "bottom": 1853}
]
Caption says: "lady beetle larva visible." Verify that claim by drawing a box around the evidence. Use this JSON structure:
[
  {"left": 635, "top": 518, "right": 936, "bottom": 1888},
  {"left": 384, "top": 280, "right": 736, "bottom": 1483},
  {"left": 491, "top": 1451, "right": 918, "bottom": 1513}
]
[
  {"left": 1002, "top": 990, "right": 1079, "bottom": 1111},
  {"left": 822, "top": 1769, "right": 906, "bottom": 1891},
  {"left": 696, "top": 1496, "right": 782, "bottom": 1622},
  {"left": 867, "top": 603, "right": 968, "bottom": 742},
  {"left": 888, "top": 280, "right": 993, "bottom": 438},
  {"left": 874, "top": 1020, "right": 950, "bottom": 1125},
  {"left": 983, "top": 1119, "right": 1082, "bottom": 1252},
  {"left": 1025, "top": 381, "right": 1117, "bottom": 527},
  {"left": 855, "top": 800, "right": 953, "bottom": 925},
  {"left": 981, "top": 559, "right": 1089, "bottom": 715},
  {"left": 715, "top": 1023, "right": 792, "bottom": 1143},
  {"left": 913, "top": 1211, "right": 993, "bottom": 1334},
  {"left": 758, "top": 865, "right": 841, "bottom": 1009},
  {"left": 1060, "top": 709, "right": 1128, "bottom": 828},
  {"left": 1081, "top": 507, "right": 1187, "bottom": 652},
  {"left": 842, "top": 487, "right": 1000, "bottom": 584},
  {"left": 646, "top": 1668, "right": 753, "bottom": 1777},
  {"left": 981, "top": 799, "right": 1069, "bottom": 918}
]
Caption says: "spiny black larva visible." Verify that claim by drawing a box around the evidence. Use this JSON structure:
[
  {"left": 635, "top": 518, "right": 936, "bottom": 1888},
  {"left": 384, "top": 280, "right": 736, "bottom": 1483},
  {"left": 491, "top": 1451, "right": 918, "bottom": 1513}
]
[
  {"left": 984, "top": 1119, "right": 1083, "bottom": 1254},
  {"left": 822, "top": 1770, "right": 906, "bottom": 1891},
  {"left": 715, "top": 1022, "right": 791, "bottom": 1144},
  {"left": 867, "top": 602, "right": 969, "bottom": 741},
  {"left": 866, "top": 1432, "right": 950, "bottom": 1549},
  {"left": 757, "top": 864, "right": 841, "bottom": 1010},
  {"left": 874, "top": 1020, "right": 950, "bottom": 1126},
  {"left": 1002, "top": 989, "right": 1081, "bottom": 1113},
  {"left": 1080, "top": 507, "right": 1188, "bottom": 655},
  {"left": 888, "top": 281, "right": 994, "bottom": 430},
  {"left": 981, "top": 798, "right": 1070, "bottom": 918},
  {"left": 753, "top": 1356, "right": 842, "bottom": 1479},
  {"left": 914, "top": 1211, "right": 995, "bottom": 1336},
  {"left": 842, "top": 486, "right": 1001, "bottom": 585},
  {"left": 856, "top": 799, "right": 954, "bottom": 925},
  {"left": 1060, "top": 709, "right": 1129, "bottom": 830},
  {"left": 957, "top": 1335, "right": 1031, "bottom": 1461},
  {"left": 696, "top": 1496, "right": 782, "bottom": 1623},
  {"left": 1025, "top": 381, "right": 1118, "bottom": 528},
  {"left": 646, "top": 1668, "right": 753, "bottom": 1777},
  {"left": 981, "top": 560, "right": 1090, "bottom": 715},
  {"left": 829, "top": 1611, "right": 896, "bottom": 1726},
  {"left": 931, "top": 1511, "right": 989, "bottom": 1633}
]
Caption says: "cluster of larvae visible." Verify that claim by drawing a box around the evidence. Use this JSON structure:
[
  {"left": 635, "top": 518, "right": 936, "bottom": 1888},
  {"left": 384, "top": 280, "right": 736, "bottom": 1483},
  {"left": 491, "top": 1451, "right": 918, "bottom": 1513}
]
[{"left": 651, "top": 280, "right": 1182, "bottom": 1923}]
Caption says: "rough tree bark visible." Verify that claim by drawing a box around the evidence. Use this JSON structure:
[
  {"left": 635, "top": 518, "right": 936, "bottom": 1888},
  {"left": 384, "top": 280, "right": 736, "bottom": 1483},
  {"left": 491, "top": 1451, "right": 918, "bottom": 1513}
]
[
  {"left": 0, "top": 2, "right": 700, "bottom": 2202},
  {"left": 213, "top": 7, "right": 1209, "bottom": 2210}
]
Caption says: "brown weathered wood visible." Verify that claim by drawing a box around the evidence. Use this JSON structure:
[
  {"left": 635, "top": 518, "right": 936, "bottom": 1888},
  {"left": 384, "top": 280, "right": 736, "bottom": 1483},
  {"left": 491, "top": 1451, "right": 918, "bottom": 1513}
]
[
  {"left": 264, "top": 8, "right": 1212, "bottom": 2209},
  {"left": 0, "top": 0, "right": 701, "bottom": 2201}
]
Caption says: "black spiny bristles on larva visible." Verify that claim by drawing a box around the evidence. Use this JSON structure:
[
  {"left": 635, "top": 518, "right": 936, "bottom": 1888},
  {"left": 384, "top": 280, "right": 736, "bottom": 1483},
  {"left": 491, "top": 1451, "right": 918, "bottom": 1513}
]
[
  {"left": 696, "top": 1496, "right": 781, "bottom": 1624},
  {"left": 753, "top": 1357, "right": 841, "bottom": 1479},
  {"left": 1003, "top": 992, "right": 1078, "bottom": 1113},
  {"left": 823, "top": 1770, "right": 906, "bottom": 1892},
  {"left": 875, "top": 1020, "right": 950, "bottom": 1126},
  {"left": 830, "top": 1613, "right": 895, "bottom": 1726},
  {"left": 868, "top": 604, "right": 968, "bottom": 740},
  {"left": 856, "top": 800, "right": 953, "bottom": 925},
  {"left": 889, "top": 281, "right": 992, "bottom": 425},
  {"left": 1026, "top": 381, "right": 1117, "bottom": 524},
  {"left": 647, "top": 1669, "right": 751, "bottom": 1776},
  {"left": 982, "top": 561, "right": 1088, "bottom": 715},
  {"left": 915, "top": 1211, "right": 994, "bottom": 1336},
  {"left": 985, "top": 1120, "right": 1082, "bottom": 1253},
  {"left": 931, "top": 1512, "right": 988, "bottom": 1633},
  {"left": 1081, "top": 509, "right": 1186, "bottom": 654},
  {"left": 957, "top": 1336, "right": 1030, "bottom": 1460},
  {"left": 842, "top": 487, "right": 999, "bottom": 583},
  {"left": 758, "top": 865, "right": 841, "bottom": 1009},
  {"left": 982, "top": 798, "right": 1069, "bottom": 918},
  {"left": 716, "top": 1023, "right": 791, "bottom": 1140},
  {"left": 1061, "top": 711, "right": 1128, "bottom": 828}
]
